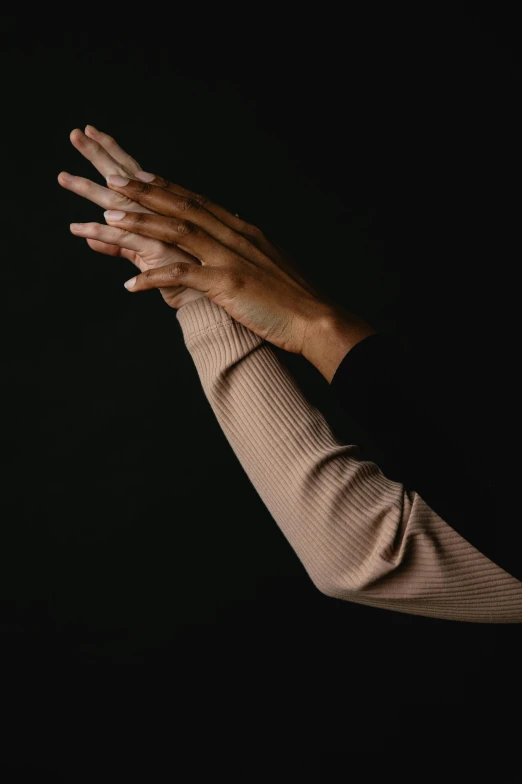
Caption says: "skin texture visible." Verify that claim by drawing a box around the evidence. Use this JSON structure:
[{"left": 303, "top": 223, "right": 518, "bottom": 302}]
[{"left": 60, "top": 126, "right": 376, "bottom": 379}]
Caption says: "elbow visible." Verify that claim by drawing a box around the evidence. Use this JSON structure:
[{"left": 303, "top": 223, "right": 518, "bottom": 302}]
[
  {"left": 309, "top": 567, "right": 374, "bottom": 600},
  {"left": 300, "top": 560, "right": 348, "bottom": 599},
  {"left": 313, "top": 574, "right": 367, "bottom": 600},
  {"left": 296, "top": 465, "right": 416, "bottom": 600},
  {"left": 306, "top": 521, "right": 411, "bottom": 599},
  {"left": 314, "top": 578, "right": 342, "bottom": 600},
  {"left": 308, "top": 517, "right": 412, "bottom": 601}
]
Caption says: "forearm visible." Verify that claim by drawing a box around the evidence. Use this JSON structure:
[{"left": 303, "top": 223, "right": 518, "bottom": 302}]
[{"left": 176, "top": 297, "right": 522, "bottom": 622}]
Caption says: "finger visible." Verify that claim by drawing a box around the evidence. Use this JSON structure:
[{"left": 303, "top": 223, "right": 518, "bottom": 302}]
[
  {"left": 106, "top": 175, "right": 262, "bottom": 262},
  {"left": 71, "top": 221, "right": 167, "bottom": 256},
  {"left": 71, "top": 222, "right": 196, "bottom": 265},
  {"left": 133, "top": 170, "right": 252, "bottom": 236},
  {"left": 84, "top": 125, "right": 142, "bottom": 173},
  {"left": 103, "top": 210, "right": 234, "bottom": 267},
  {"left": 121, "top": 171, "right": 310, "bottom": 286},
  {"left": 85, "top": 238, "right": 139, "bottom": 265},
  {"left": 58, "top": 172, "right": 154, "bottom": 214},
  {"left": 103, "top": 207, "right": 313, "bottom": 297},
  {"left": 123, "top": 262, "right": 219, "bottom": 297},
  {"left": 76, "top": 128, "right": 312, "bottom": 291},
  {"left": 76, "top": 128, "right": 278, "bottom": 260},
  {"left": 84, "top": 131, "right": 290, "bottom": 267},
  {"left": 70, "top": 128, "right": 137, "bottom": 181}
]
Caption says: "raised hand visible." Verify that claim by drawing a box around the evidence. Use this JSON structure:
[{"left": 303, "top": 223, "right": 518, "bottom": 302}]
[
  {"left": 61, "top": 126, "right": 324, "bottom": 313},
  {"left": 71, "top": 170, "right": 375, "bottom": 358},
  {"left": 59, "top": 126, "right": 206, "bottom": 308}
]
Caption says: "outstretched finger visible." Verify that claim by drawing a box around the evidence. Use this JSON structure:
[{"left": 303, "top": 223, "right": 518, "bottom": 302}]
[
  {"left": 78, "top": 126, "right": 235, "bottom": 229},
  {"left": 70, "top": 222, "right": 196, "bottom": 266},
  {"left": 106, "top": 175, "right": 267, "bottom": 264},
  {"left": 71, "top": 221, "right": 167, "bottom": 256},
  {"left": 77, "top": 127, "right": 315, "bottom": 293},
  {"left": 125, "top": 171, "right": 316, "bottom": 290},
  {"left": 132, "top": 169, "right": 250, "bottom": 236},
  {"left": 77, "top": 130, "right": 294, "bottom": 264},
  {"left": 103, "top": 210, "right": 234, "bottom": 268},
  {"left": 70, "top": 128, "right": 137, "bottom": 181},
  {"left": 84, "top": 125, "right": 142, "bottom": 174},
  {"left": 85, "top": 238, "right": 139, "bottom": 265},
  {"left": 58, "top": 172, "right": 155, "bottom": 214},
  {"left": 123, "top": 261, "right": 219, "bottom": 297}
]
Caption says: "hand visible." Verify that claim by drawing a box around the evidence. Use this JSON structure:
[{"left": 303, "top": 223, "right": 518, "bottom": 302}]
[
  {"left": 59, "top": 126, "right": 206, "bottom": 309},
  {"left": 64, "top": 126, "right": 376, "bottom": 372},
  {"left": 72, "top": 171, "right": 357, "bottom": 355},
  {"left": 62, "top": 126, "right": 321, "bottom": 314}
]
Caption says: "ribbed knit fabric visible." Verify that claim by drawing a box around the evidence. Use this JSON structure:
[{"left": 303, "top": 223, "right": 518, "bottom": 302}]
[{"left": 176, "top": 297, "right": 522, "bottom": 623}]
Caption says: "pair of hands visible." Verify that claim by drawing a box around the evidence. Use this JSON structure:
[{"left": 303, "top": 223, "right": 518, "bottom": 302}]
[{"left": 59, "top": 126, "right": 374, "bottom": 361}]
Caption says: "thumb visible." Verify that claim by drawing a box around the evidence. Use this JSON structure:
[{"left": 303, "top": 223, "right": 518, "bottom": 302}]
[{"left": 123, "top": 260, "right": 219, "bottom": 294}]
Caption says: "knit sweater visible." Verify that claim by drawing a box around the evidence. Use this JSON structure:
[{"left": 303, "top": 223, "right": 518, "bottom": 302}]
[{"left": 176, "top": 297, "right": 522, "bottom": 623}]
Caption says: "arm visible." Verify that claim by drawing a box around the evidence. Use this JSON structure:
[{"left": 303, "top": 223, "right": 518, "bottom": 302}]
[
  {"left": 175, "top": 296, "right": 522, "bottom": 623},
  {"left": 62, "top": 128, "right": 521, "bottom": 620}
]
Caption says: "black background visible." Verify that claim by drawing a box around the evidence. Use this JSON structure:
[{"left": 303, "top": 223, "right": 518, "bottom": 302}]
[{"left": 2, "top": 9, "right": 520, "bottom": 778}]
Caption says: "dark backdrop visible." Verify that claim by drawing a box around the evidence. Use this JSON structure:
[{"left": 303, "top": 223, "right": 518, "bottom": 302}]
[{"left": 2, "top": 9, "right": 520, "bottom": 778}]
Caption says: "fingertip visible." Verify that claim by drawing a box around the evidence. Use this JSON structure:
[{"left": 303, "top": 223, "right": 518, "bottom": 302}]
[
  {"left": 58, "top": 171, "right": 72, "bottom": 184},
  {"left": 107, "top": 174, "right": 130, "bottom": 187},
  {"left": 124, "top": 276, "right": 137, "bottom": 290},
  {"left": 85, "top": 124, "right": 99, "bottom": 137},
  {"left": 104, "top": 210, "right": 127, "bottom": 221},
  {"left": 135, "top": 170, "right": 156, "bottom": 183},
  {"left": 70, "top": 128, "right": 84, "bottom": 145}
]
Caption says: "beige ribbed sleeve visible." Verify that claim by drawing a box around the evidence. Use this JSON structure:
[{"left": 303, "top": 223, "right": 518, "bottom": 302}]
[{"left": 176, "top": 297, "right": 522, "bottom": 623}]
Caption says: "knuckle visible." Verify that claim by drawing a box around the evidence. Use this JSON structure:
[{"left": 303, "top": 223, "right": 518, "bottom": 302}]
[
  {"left": 242, "top": 221, "right": 264, "bottom": 240},
  {"left": 240, "top": 222, "right": 266, "bottom": 249},
  {"left": 134, "top": 181, "right": 153, "bottom": 196},
  {"left": 169, "top": 262, "right": 187, "bottom": 278},
  {"left": 176, "top": 219, "right": 195, "bottom": 237},
  {"left": 189, "top": 191, "right": 208, "bottom": 208},
  {"left": 133, "top": 212, "right": 148, "bottom": 225},
  {"left": 178, "top": 195, "right": 202, "bottom": 213},
  {"left": 234, "top": 234, "right": 253, "bottom": 256},
  {"left": 154, "top": 175, "right": 169, "bottom": 189}
]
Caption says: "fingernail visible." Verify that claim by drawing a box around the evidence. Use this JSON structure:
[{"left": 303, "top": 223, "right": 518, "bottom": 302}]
[
  {"left": 59, "top": 171, "right": 72, "bottom": 182},
  {"left": 107, "top": 174, "right": 130, "bottom": 186},
  {"left": 85, "top": 125, "right": 99, "bottom": 135},
  {"left": 104, "top": 210, "right": 126, "bottom": 221},
  {"left": 135, "top": 171, "right": 155, "bottom": 183},
  {"left": 124, "top": 277, "right": 136, "bottom": 290},
  {"left": 70, "top": 223, "right": 84, "bottom": 230}
]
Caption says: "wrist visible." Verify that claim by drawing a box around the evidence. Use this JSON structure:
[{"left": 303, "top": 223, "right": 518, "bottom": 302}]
[{"left": 302, "top": 303, "right": 378, "bottom": 383}]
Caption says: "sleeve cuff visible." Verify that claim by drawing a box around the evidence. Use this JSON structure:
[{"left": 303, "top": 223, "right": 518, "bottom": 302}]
[{"left": 175, "top": 296, "right": 236, "bottom": 345}]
